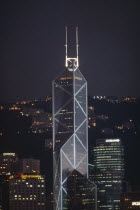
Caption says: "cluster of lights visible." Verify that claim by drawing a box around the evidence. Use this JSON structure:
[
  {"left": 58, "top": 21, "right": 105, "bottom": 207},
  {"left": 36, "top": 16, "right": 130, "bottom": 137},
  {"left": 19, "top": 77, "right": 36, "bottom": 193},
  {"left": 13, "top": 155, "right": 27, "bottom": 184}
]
[
  {"left": 105, "top": 139, "right": 120, "bottom": 143},
  {"left": 132, "top": 202, "right": 140, "bottom": 206},
  {"left": 9, "top": 105, "right": 20, "bottom": 111},
  {"left": 0, "top": 106, "right": 3, "bottom": 110},
  {"left": 9, "top": 175, "right": 43, "bottom": 179},
  {"left": 3, "top": 153, "right": 15, "bottom": 156}
]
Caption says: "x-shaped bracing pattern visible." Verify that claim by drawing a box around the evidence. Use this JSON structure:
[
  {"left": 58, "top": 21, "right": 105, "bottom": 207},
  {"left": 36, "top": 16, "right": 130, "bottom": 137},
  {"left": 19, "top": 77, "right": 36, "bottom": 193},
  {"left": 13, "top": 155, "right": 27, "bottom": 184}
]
[{"left": 53, "top": 66, "right": 88, "bottom": 210}]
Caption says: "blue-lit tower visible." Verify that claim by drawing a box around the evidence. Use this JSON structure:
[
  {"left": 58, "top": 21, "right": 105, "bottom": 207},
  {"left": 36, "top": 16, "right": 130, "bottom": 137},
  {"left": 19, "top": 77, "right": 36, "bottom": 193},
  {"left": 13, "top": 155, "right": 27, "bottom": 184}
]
[{"left": 52, "top": 27, "right": 97, "bottom": 210}]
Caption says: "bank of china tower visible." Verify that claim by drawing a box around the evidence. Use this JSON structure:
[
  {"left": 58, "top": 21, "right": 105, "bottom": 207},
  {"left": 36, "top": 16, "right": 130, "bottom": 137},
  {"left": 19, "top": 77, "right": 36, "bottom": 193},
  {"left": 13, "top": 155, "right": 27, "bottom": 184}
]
[{"left": 53, "top": 27, "right": 97, "bottom": 210}]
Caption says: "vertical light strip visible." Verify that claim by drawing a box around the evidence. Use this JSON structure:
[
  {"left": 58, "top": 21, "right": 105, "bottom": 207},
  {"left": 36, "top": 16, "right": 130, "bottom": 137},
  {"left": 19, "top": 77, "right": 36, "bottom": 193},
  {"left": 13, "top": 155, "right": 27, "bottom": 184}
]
[
  {"left": 76, "top": 26, "right": 79, "bottom": 67},
  {"left": 65, "top": 26, "right": 68, "bottom": 67},
  {"left": 73, "top": 63, "right": 76, "bottom": 169},
  {"left": 52, "top": 81, "right": 55, "bottom": 152},
  {"left": 60, "top": 149, "right": 62, "bottom": 210},
  {"left": 86, "top": 83, "right": 89, "bottom": 179}
]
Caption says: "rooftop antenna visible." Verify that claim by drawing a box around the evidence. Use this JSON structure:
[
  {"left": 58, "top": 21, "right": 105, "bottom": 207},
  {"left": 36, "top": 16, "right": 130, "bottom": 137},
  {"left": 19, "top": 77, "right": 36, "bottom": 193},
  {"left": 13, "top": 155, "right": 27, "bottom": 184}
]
[
  {"left": 65, "top": 26, "right": 68, "bottom": 67},
  {"left": 65, "top": 26, "right": 79, "bottom": 68},
  {"left": 76, "top": 26, "right": 79, "bottom": 67}
]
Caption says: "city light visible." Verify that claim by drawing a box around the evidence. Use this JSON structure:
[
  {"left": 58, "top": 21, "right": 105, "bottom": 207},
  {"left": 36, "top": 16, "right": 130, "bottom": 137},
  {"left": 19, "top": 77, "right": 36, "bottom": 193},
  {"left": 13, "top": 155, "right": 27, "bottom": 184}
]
[
  {"left": 105, "top": 139, "right": 120, "bottom": 143},
  {"left": 132, "top": 202, "right": 140, "bottom": 206}
]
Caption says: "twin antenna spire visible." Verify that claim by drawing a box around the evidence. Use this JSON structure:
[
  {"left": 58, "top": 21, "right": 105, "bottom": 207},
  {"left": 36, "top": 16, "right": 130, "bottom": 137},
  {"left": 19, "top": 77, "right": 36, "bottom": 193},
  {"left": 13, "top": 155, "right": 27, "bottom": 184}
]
[{"left": 65, "top": 26, "right": 79, "bottom": 67}]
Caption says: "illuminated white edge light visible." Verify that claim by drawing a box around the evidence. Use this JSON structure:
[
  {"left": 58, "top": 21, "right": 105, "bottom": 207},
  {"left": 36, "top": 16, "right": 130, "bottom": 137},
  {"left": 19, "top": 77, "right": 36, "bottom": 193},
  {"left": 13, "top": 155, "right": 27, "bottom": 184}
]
[
  {"left": 132, "top": 202, "right": 140, "bottom": 206},
  {"left": 105, "top": 139, "right": 120, "bottom": 143},
  {"left": 3, "top": 153, "right": 15, "bottom": 156}
]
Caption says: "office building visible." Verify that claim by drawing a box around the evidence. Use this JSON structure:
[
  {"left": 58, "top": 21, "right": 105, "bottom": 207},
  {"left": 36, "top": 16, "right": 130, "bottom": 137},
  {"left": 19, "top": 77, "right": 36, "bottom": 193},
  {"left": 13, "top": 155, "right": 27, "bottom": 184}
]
[
  {"left": 9, "top": 174, "right": 45, "bottom": 210},
  {"left": 19, "top": 158, "right": 40, "bottom": 175},
  {"left": 0, "top": 153, "right": 18, "bottom": 210},
  {"left": 53, "top": 27, "right": 97, "bottom": 210},
  {"left": 0, "top": 153, "right": 18, "bottom": 175},
  {"left": 93, "top": 138, "right": 124, "bottom": 209}
]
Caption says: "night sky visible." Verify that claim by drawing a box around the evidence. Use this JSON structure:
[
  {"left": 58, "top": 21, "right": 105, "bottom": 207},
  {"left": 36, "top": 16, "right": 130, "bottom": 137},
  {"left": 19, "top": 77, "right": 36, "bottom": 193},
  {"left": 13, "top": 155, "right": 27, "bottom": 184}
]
[{"left": 1, "top": 0, "right": 140, "bottom": 102}]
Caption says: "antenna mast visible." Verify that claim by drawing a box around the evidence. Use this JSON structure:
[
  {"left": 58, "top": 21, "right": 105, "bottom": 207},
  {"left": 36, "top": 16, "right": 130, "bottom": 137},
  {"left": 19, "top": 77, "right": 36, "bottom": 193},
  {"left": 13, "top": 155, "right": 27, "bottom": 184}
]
[
  {"left": 65, "top": 26, "right": 79, "bottom": 69},
  {"left": 65, "top": 26, "right": 68, "bottom": 67},
  {"left": 76, "top": 26, "right": 79, "bottom": 67}
]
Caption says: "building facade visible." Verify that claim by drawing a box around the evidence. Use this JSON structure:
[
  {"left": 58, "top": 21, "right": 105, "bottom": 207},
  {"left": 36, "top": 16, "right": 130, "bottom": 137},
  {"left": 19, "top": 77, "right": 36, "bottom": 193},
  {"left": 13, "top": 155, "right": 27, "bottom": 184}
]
[
  {"left": 0, "top": 153, "right": 18, "bottom": 175},
  {"left": 9, "top": 174, "right": 45, "bottom": 210},
  {"left": 53, "top": 27, "right": 96, "bottom": 210},
  {"left": 93, "top": 138, "right": 124, "bottom": 209},
  {"left": 19, "top": 158, "right": 40, "bottom": 175}
]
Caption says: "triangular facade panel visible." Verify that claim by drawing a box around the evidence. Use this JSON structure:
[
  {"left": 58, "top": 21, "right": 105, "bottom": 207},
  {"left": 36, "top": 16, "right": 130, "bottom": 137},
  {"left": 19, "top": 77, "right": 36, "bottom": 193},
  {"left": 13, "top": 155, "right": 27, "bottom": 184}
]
[
  {"left": 54, "top": 69, "right": 74, "bottom": 95},
  {"left": 74, "top": 69, "right": 86, "bottom": 94},
  {"left": 54, "top": 82, "right": 72, "bottom": 113},
  {"left": 75, "top": 136, "right": 87, "bottom": 166},
  {"left": 61, "top": 151, "right": 74, "bottom": 183},
  {"left": 76, "top": 121, "right": 87, "bottom": 149},
  {"left": 76, "top": 155, "right": 87, "bottom": 177},
  {"left": 75, "top": 83, "right": 87, "bottom": 114},
  {"left": 74, "top": 100, "right": 86, "bottom": 130},
  {"left": 54, "top": 120, "right": 73, "bottom": 150},
  {"left": 55, "top": 99, "right": 74, "bottom": 132},
  {"left": 62, "top": 135, "right": 74, "bottom": 166}
]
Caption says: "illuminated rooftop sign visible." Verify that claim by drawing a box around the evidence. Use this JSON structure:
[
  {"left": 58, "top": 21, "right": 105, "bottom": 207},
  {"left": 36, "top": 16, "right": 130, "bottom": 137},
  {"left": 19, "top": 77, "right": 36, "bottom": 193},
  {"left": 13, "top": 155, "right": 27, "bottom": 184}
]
[
  {"left": 3, "top": 153, "right": 15, "bottom": 156},
  {"left": 132, "top": 202, "right": 140, "bottom": 206},
  {"left": 105, "top": 139, "right": 120, "bottom": 143},
  {"left": 20, "top": 175, "right": 43, "bottom": 179},
  {"left": 9, "top": 175, "right": 43, "bottom": 179}
]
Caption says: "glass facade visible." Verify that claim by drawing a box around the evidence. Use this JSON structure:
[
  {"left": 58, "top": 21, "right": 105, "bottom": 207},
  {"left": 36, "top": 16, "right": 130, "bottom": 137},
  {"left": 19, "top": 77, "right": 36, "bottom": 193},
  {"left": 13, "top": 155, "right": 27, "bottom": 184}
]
[
  {"left": 53, "top": 60, "right": 96, "bottom": 210},
  {"left": 93, "top": 139, "right": 124, "bottom": 210}
]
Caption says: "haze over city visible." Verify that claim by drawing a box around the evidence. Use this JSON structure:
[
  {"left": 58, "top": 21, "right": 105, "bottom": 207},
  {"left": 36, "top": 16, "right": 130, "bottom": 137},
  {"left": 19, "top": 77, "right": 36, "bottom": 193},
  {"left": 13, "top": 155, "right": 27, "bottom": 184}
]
[{"left": 0, "top": 1, "right": 140, "bottom": 210}]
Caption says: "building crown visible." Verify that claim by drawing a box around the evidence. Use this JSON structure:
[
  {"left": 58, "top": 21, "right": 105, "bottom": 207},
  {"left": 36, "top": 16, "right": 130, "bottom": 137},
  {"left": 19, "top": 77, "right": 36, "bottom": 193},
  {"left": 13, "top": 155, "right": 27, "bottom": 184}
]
[{"left": 65, "top": 26, "right": 79, "bottom": 70}]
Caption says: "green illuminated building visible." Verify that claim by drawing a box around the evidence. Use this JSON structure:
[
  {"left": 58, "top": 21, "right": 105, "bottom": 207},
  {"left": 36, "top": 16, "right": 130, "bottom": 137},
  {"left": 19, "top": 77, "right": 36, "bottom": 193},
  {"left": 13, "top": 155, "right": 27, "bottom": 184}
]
[{"left": 93, "top": 138, "right": 124, "bottom": 209}]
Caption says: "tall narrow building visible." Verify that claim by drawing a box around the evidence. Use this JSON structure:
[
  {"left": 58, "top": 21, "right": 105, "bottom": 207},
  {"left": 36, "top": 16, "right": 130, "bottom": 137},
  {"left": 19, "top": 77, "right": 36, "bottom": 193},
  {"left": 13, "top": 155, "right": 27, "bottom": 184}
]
[
  {"left": 93, "top": 138, "right": 124, "bottom": 209},
  {"left": 53, "top": 27, "right": 97, "bottom": 210}
]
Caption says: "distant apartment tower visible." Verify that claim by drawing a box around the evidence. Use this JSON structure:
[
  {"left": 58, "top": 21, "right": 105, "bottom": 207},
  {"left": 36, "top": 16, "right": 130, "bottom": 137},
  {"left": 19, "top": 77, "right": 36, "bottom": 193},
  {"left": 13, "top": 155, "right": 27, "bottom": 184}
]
[
  {"left": 93, "top": 138, "right": 124, "bottom": 209},
  {"left": 9, "top": 174, "right": 45, "bottom": 210},
  {"left": 0, "top": 153, "right": 18, "bottom": 175},
  {"left": 19, "top": 158, "right": 40, "bottom": 175}
]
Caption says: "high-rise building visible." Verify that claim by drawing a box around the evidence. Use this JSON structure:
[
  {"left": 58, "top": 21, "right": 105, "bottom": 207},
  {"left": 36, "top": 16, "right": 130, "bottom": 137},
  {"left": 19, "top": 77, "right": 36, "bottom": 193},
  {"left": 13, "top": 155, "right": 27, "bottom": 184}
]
[
  {"left": 9, "top": 158, "right": 45, "bottom": 210},
  {"left": 93, "top": 138, "right": 124, "bottom": 209},
  {"left": 53, "top": 27, "right": 97, "bottom": 210},
  {"left": 9, "top": 174, "right": 45, "bottom": 210},
  {"left": 19, "top": 158, "right": 40, "bottom": 175},
  {"left": 0, "top": 153, "right": 18, "bottom": 210},
  {"left": 44, "top": 139, "right": 53, "bottom": 209},
  {"left": 0, "top": 153, "right": 18, "bottom": 175}
]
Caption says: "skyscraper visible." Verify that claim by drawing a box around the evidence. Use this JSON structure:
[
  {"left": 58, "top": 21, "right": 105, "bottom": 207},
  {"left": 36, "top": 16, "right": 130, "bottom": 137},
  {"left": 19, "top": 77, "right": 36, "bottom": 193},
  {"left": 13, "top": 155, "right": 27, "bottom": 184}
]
[
  {"left": 53, "top": 27, "right": 97, "bottom": 210},
  {"left": 93, "top": 138, "right": 124, "bottom": 209}
]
